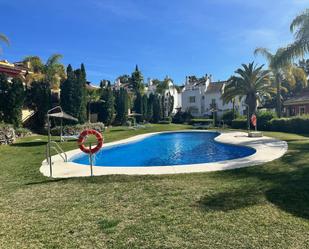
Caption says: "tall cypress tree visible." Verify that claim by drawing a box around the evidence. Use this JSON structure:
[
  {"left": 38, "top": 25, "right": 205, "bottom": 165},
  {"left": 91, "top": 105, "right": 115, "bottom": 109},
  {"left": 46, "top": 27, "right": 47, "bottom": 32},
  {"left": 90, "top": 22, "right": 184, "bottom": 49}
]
[
  {"left": 0, "top": 73, "right": 10, "bottom": 122},
  {"left": 9, "top": 78, "right": 25, "bottom": 127},
  {"left": 142, "top": 94, "right": 148, "bottom": 121},
  {"left": 133, "top": 92, "right": 143, "bottom": 123},
  {"left": 147, "top": 93, "right": 154, "bottom": 121},
  {"left": 130, "top": 65, "right": 144, "bottom": 94},
  {"left": 99, "top": 87, "right": 115, "bottom": 125},
  {"left": 114, "top": 88, "right": 128, "bottom": 125},
  {"left": 152, "top": 94, "right": 162, "bottom": 123},
  {"left": 60, "top": 64, "right": 74, "bottom": 115},
  {"left": 28, "top": 80, "right": 51, "bottom": 130}
]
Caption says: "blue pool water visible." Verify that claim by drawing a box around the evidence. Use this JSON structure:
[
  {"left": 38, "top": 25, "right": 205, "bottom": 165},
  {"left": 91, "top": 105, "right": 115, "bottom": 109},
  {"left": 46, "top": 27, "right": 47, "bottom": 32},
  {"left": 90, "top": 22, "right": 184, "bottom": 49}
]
[{"left": 72, "top": 132, "right": 256, "bottom": 167}]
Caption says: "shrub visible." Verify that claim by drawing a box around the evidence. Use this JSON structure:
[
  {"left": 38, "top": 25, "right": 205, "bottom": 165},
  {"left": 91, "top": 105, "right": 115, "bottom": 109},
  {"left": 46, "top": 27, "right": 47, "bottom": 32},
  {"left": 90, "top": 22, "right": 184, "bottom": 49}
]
[
  {"left": 231, "top": 118, "right": 247, "bottom": 129},
  {"left": 172, "top": 111, "right": 192, "bottom": 124},
  {"left": 256, "top": 111, "right": 276, "bottom": 130},
  {"left": 222, "top": 110, "right": 239, "bottom": 126},
  {"left": 50, "top": 122, "right": 105, "bottom": 136},
  {"left": 269, "top": 116, "right": 309, "bottom": 134},
  {"left": 15, "top": 128, "right": 32, "bottom": 138},
  {"left": 0, "top": 123, "right": 15, "bottom": 145},
  {"left": 190, "top": 118, "right": 213, "bottom": 125}
]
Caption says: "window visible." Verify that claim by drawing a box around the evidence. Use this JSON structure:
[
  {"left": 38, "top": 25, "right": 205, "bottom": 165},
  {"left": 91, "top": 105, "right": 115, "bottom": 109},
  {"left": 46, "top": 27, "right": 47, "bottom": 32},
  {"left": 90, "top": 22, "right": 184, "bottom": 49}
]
[
  {"left": 299, "top": 106, "right": 305, "bottom": 115},
  {"left": 189, "top": 96, "right": 196, "bottom": 103}
]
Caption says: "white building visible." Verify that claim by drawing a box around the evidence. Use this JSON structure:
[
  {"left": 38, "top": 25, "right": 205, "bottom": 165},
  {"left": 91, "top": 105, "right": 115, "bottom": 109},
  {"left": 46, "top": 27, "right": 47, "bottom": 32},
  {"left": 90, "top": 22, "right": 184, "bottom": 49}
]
[
  {"left": 145, "top": 78, "right": 182, "bottom": 115},
  {"left": 181, "top": 75, "right": 245, "bottom": 118}
]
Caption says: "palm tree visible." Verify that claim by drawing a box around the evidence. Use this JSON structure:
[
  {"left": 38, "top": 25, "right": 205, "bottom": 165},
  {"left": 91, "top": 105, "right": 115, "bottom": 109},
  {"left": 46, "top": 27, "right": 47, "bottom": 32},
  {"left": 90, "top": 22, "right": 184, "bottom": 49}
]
[
  {"left": 279, "top": 9, "right": 309, "bottom": 64},
  {"left": 23, "top": 54, "right": 65, "bottom": 89},
  {"left": 222, "top": 62, "right": 273, "bottom": 118},
  {"left": 0, "top": 33, "right": 9, "bottom": 53},
  {"left": 254, "top": 48, "right": 307, "bottom": 117}
]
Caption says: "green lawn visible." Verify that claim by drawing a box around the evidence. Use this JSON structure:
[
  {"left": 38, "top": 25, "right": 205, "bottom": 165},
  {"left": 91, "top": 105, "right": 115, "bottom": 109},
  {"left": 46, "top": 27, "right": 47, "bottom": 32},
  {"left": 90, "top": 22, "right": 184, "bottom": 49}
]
[{"left": 0, "top": 124, "right": 309, "bottom": 248}]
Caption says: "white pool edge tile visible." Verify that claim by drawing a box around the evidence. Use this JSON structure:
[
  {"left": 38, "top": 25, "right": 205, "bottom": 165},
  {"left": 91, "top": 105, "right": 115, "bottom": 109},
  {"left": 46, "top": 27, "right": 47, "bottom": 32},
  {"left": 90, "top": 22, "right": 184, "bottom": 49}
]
[{"left": 40, "top": 130, "right": 288, "bottom": 178}]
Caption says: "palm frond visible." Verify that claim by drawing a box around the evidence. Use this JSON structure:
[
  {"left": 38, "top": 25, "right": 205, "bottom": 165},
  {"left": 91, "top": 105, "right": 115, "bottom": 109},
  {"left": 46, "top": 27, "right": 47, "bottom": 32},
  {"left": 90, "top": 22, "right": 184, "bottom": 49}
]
[
  {"left": 0, "top": 33, "right": 9, "bottom": 45},
  {"left": 46, "top": 54, "right": 63, "bottom": 67},
  {"left": 290, "top": 9, "right": 309, "bottom": 32}
]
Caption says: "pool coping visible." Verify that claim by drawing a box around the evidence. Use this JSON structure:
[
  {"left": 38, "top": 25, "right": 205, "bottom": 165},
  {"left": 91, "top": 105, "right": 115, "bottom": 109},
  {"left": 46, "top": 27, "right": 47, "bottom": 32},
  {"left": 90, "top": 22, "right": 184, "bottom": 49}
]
[{"left": 40, "top": 130, "right": 288, "bottom": 178}]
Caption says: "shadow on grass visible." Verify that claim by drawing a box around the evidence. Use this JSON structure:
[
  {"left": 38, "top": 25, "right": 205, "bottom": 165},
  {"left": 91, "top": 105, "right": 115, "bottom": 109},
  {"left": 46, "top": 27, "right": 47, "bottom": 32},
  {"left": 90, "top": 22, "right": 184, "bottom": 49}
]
[
  {"left": 11, "top": 141, "right": 47, "bottom": 147},
  {"left": 199, "top": 188, "right": 265, "bottom": 211},
  {"left": 199, "top": 141, "right": 309, "bottom": 219},
  {"left": 24, "top": 178, "right": 70, "bottom": 186}
]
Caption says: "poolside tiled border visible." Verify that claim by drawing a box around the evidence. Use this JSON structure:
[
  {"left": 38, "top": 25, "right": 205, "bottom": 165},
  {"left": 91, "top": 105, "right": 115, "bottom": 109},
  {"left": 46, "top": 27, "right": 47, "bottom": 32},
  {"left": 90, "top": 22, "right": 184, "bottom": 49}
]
[{"left": 40, "top": 130, "right": 288, "bottom": 178}]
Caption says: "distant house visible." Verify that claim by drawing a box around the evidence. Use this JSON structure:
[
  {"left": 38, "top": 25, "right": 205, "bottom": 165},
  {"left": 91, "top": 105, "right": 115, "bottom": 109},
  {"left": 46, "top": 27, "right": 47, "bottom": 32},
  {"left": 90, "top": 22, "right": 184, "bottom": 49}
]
[
  {"left": 284, "top": 92, "right": 309, "bottom": 116},
  {"left": 0, "top": 60, "right": 32, "bottom": 82},
  {"left": 181, "top": 75, "right": 245, "bottom": 118},
  {"left": 145, "top": 78, "right": 182, "bottom": 114}
]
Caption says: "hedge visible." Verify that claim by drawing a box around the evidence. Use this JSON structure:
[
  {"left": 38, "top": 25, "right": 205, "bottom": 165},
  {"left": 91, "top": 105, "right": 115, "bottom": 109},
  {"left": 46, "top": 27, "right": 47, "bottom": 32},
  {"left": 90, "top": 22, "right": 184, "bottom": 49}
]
[
  {"left": 190, "top": 119, "right": 213, "bottom": 125},
  {"left": 231, "top": 119, "right": 247, "bottom": 129},
  {"left": 269, "top": 116, "right": 309, "bottom": 134},
  {"left": 50, "top": 122, "right": 105, "bottom": 136}
]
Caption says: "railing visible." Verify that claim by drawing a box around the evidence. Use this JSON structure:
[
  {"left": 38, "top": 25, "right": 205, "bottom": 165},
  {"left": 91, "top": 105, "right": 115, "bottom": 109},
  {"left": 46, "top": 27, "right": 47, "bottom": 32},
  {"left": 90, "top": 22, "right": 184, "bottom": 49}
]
[{"left": 46, "top": 141, "right": 67, "bottom": 177}]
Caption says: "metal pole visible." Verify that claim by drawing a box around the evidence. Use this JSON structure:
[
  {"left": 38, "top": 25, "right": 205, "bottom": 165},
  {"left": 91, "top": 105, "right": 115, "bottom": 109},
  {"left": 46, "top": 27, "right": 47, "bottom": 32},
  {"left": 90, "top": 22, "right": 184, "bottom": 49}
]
[
  {"left": 89, "top": 143, "right": 93, "bottom": 177},
  {"left": 47, "top": 115, "right": 52, "bottom": 177},
  {"left": 60, "top": 118, "right": 63, "bottom": 142}
]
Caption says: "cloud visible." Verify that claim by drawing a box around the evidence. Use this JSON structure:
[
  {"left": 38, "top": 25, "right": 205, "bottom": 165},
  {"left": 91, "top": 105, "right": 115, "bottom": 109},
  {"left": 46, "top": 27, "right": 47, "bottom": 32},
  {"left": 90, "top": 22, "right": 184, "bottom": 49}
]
[{"left": 91, "top": 0, "right": 146, "bottom": 20}]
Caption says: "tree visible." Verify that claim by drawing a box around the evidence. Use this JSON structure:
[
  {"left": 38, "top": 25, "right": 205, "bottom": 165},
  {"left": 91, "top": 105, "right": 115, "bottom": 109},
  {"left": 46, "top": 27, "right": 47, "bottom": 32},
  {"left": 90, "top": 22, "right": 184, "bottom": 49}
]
[
  {"left": 0, "top": 33, "right": 9, "bottom": 53},
  {"left": 99, "top": 87, "right": 115, "bottom": 125},
  {"left": 222, "top": 62, "right": 273, "bottom": 119},
  {"left": 27, "top": 80, "right": 51, "bottom": 130},
  {"left": 114, "top": 88, "right": 129, "bottom": 125},
  {"left": 0, "top": 73, "right": 10, "bottom": 122},
  {"left": 254, "top": 48, "right": 307, "bottom": 117},
  {"left": 60, "top": 64, "right": 74, "bottom": 115},
  {"left": 147, "top": 93, "right": 155, "bottom": 121},
  {"left": 152, "top": 94, "right": 162, "bottom": 123},
  {"left": 280, "top": 9, "right": 309, "bottom": 63},
  {"left": 130, "top": 65, "right": 144, "bottom": 93},
  {"left": 23, "top": 54, "right": 65, "bottom": 90},
  {"left": 133, "top": 92, "right": 143, "bottom": 123},
  {"left": 8, "top": 78, "right": 25, "bottom": 127},
  {"left": 142, "top": 94, "right": 148, "bottom": 121},
  {"left": 74, "top": 67, "right": 87, "bottom": 123}
]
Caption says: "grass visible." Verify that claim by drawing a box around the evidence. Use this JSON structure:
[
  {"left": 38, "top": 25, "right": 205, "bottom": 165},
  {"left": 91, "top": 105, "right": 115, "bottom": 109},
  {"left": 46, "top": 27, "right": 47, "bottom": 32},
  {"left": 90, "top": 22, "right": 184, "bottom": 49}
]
[{"left": 0, "top": 124, "right": 309, "bottom": 248}]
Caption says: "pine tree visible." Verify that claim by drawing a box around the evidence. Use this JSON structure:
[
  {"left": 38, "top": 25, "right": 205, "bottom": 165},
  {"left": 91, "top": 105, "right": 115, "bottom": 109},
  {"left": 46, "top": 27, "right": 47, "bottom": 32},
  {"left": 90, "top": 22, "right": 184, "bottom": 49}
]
[{"left": 130, "top": 65, "right": 144, "bottom": 94}]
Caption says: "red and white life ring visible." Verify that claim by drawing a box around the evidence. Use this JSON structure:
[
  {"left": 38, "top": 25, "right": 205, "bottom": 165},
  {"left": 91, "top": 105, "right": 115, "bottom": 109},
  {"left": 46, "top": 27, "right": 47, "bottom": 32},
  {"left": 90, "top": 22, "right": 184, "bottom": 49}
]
[
  {"left": 251, "top": 114, "right": 257, "bottom": 127},
  {"left": 77, "top": 129, "right": 103, "bottom": 154}
]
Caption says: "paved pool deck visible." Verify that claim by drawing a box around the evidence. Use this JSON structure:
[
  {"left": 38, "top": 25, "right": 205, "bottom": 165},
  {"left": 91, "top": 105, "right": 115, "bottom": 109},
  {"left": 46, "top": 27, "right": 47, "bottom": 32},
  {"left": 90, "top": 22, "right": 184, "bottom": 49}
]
[{"left": 40, "top": 130, "right": 288, "bottom": 178}]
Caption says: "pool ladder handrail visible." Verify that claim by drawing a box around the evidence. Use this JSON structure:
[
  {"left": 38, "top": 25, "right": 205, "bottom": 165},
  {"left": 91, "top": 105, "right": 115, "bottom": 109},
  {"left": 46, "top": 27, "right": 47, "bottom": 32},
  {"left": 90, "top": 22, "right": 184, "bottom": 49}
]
[{"left": 46, "top": 141, "right": 68, "bottom": 165}]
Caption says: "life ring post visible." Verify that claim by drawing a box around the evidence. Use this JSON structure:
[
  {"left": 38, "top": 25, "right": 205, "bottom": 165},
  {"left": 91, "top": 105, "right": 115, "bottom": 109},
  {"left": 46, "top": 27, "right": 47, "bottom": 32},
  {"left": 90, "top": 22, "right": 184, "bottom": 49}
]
[{"left": 89, "top": 143, "right": 93, "bottom": 177}]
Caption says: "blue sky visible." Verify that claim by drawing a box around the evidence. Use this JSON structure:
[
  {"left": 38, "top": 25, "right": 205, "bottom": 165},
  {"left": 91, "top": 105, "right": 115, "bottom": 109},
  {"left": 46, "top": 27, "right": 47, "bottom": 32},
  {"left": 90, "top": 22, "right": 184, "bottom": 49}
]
[{"left": 1, "top": 0, "right": 309, "bottom": 85}]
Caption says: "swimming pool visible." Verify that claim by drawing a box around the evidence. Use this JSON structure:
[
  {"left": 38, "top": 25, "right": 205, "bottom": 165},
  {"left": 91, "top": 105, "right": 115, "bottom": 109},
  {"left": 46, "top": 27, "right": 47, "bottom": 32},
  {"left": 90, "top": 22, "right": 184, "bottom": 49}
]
[{"left": 72, "top": 132, "right": 256, "bottom": 167}]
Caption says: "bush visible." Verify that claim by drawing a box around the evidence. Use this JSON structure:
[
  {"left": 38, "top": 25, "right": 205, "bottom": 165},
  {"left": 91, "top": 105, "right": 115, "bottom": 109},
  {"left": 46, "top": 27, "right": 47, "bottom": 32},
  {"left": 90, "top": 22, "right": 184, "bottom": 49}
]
[
  {"left": 256, "top": 111, "right": 276, "bottom": 130},
  {"left": 0, "top": 123, "right": 15, "bottom": 145},
  {"left": 269, "top": 116, "right": 309, "bottom": 134},
  {"left": 172, "top": 111, "right": 192, "bottom": 124},
  {"left": 222, "top": 110, "right": 239, "bottom": 126},
  {"left": 158, "top": 120, "right": 171, "bottom": 124},
  {"left": 50, "top": 122, "right": 105, "bottom": 136},
  {"left": 231, "top": 118, "right": 247, "bottom": 129},
  {"left": 15, "top": 128, "right": 32, "bottom": 138},
  {"left": 190, "top": 119, "right": 213, "bottom": 125}
]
